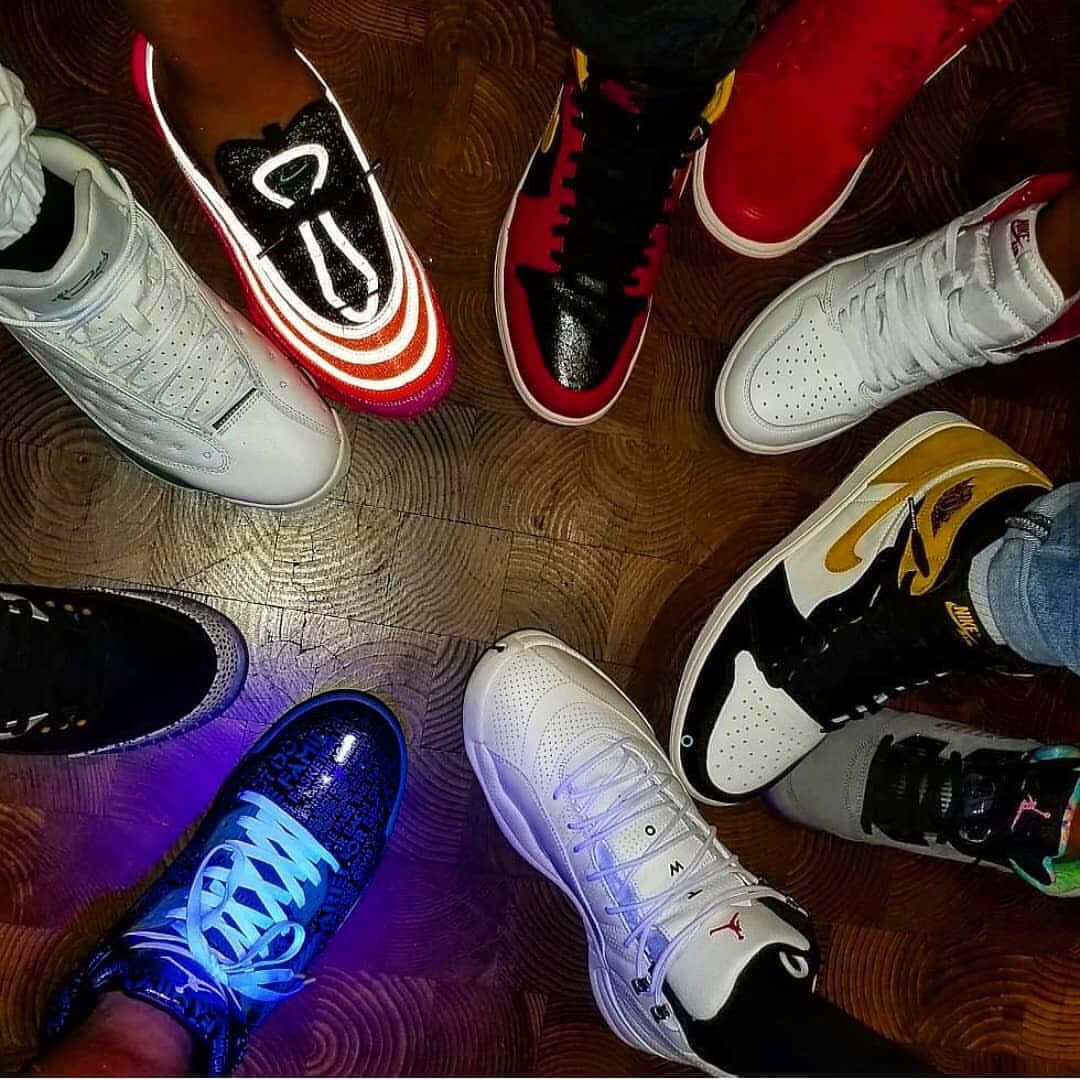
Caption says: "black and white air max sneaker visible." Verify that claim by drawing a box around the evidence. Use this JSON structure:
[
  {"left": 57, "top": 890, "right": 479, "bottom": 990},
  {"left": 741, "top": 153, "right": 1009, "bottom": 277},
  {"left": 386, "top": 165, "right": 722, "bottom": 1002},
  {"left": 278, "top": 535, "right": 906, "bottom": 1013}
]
[
  {"left": 0, "top": 585, "right": 247, "bottom": 755},
  {"left": 672, "top": 411, "right": 1053, "bottom": 805},
  {"left": 133, "top": 37, "right": 454, "bottom": 417},
  {"left": 768, "top": 710, "right": 1080, "bottom": 898}
]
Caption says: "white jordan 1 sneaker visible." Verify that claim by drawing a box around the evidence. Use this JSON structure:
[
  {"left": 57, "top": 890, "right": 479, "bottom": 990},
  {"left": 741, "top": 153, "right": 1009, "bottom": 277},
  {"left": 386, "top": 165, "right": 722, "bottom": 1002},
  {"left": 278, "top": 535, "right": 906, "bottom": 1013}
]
[
  {"left": 672, "top": 412, "right": 1053, "bottom": 806},
  {"left": 717, "top": 173, "right": 1080, "bottom": 454},
  {"left": 767, "top": 709, "right": 1080, "bottom": 898},
  {"left": 0, "top": 130, "right": 348, "bottom": 509},
  {"left": 464, "top": 629, "right": 818, "bottom": 1076}
]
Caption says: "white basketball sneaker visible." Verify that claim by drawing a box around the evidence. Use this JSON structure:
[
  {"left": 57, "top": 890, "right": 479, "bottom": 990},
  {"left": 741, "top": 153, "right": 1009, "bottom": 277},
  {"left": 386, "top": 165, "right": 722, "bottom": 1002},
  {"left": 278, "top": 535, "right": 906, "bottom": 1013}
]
[
  {"left": 0, "top": 130, "right": 348, "bottom": 509},
  {"left": 464, "top": 629, "right": 818, "bottom": 1076},
  {"left": 717, "top": 173, "right": 1080, "bottom": 454}
]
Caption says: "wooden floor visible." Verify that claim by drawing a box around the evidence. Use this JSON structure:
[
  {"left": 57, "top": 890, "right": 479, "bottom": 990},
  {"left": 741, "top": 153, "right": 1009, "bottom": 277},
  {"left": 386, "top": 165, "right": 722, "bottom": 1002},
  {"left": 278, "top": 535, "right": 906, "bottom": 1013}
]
[{"left": 1, "top": 0, "right": 1079, "bottom": 1074}]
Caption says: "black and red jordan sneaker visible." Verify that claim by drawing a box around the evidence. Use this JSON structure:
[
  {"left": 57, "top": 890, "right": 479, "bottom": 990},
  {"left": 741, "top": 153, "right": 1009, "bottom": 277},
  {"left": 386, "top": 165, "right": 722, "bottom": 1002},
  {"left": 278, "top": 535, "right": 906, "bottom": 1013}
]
[{"left": 496, "top": 51, "right": 732, "bottom": 425}]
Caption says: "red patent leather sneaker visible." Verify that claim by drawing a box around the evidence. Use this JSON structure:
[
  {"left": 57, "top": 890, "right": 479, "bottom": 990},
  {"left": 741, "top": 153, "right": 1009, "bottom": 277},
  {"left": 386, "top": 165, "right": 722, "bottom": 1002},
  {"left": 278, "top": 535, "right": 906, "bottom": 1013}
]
[
  {"left": 497, "top": 51, "right": 731, "bottom": 425},
  {"left": 694, "top": 0, "right": 1015, "bottom": 259}
]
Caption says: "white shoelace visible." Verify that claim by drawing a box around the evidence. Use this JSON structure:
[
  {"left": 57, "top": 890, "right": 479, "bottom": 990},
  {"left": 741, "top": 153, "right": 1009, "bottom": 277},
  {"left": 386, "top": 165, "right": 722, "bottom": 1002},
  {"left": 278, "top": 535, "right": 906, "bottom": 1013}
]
[
  {"left": 554, "top": 737, "right": 784, "bottom": 1013},
  {"left": 2, "top": 171, "right": 245, "bottom": 426},
  {"left": 837, "top": 218, "right": 997, "bottom": 401},
  {"left": 126, "top": 790, "right": 339, "bottom": 1006}
]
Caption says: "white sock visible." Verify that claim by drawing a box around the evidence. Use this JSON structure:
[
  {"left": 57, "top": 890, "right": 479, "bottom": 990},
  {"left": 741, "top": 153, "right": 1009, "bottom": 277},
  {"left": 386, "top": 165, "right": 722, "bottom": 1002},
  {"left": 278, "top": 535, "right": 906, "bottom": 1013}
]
[
  {"left": 0, "top": 64, "right": 44, "bottom": 252},
  {"left": 967, "top": 536, "right": 1007, "bottom": 646}
]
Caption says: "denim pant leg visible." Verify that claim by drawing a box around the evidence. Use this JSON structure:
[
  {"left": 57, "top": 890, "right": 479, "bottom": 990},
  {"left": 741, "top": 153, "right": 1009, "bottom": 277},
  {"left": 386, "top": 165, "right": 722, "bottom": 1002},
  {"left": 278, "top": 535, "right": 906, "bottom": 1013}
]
[
  {"left": 549, "top": 0, "right": 757, "bottom": 85},
  {"left": 984, "top": 483, "right": 1080, "bottom": 675}
]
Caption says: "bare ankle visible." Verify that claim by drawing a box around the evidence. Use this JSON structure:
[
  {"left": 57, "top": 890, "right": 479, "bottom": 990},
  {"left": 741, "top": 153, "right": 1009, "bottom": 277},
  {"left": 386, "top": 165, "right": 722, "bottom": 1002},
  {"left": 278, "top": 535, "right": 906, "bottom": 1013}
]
[
  {"left": 156, "top": 52, "right": 321, "bottom": 183},
  {"left": 1037, "top": 185, "right": 1080, "bottom": 298},
  {"left": 33, "top": 992, "right": 193, "bottom": 1077}
]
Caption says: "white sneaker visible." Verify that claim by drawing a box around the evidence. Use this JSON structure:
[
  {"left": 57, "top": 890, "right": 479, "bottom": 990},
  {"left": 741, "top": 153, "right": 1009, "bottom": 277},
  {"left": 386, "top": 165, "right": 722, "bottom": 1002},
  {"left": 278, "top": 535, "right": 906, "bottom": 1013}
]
[
  {"left": 464, "top": 629, "right": 818, "bottom": 1076},
  {"left": 0, "top": 130, "right": 348, "bottom": 509},
  {"left": 717, "top": 173, "right": 1080, "bottom": 454}
]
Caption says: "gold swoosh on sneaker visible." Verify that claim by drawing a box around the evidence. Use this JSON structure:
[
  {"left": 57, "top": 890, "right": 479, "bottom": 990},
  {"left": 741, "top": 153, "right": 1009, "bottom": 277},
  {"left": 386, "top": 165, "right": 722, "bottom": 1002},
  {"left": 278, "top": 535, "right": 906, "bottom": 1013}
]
[
  {"left": 539, "top": 91, "right": 562, "bottom": 155},
  {"left": 825, "top": 425, "right": 1051, "bottom": 591}
]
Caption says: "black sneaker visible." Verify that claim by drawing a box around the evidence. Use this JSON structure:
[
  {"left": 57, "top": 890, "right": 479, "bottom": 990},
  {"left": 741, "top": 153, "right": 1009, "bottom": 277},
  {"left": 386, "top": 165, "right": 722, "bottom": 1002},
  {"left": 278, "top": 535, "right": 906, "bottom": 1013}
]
[
  {"left": 0, "top": 585, "right": 247, "bottom": 754},
  {"left": 43, "top": 690, "right": 408, "bottom": 1074},
  {"left": 768, "top": 709, "right": 1080, "bottom": 897},
  {"left": 671, "top": 412, "right": 1053, "bottom": 805}
]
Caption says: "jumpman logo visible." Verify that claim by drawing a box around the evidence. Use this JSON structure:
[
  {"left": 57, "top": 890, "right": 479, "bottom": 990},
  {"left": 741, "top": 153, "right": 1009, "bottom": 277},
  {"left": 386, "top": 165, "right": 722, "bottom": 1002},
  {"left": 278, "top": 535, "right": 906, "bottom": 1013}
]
[
  {"left": 1012, "top": 793, "right": 1052, "bottom": 831},
  {"left": 709, "top": 912, "right": 744, "bottom": 941}
]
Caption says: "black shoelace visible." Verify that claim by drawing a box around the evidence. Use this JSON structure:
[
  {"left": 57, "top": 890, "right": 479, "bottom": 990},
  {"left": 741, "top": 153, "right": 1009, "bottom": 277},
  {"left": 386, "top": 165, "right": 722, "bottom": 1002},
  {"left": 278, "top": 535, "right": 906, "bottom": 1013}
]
[
  {"left": 861, "top": 735, "right": 968, "bottom": 846},
  {"left": 553, "top": 76, "right": 710, "bottom": 290},
  {"left": 761, "top": 584, "right": 951, "bottom": 729}
]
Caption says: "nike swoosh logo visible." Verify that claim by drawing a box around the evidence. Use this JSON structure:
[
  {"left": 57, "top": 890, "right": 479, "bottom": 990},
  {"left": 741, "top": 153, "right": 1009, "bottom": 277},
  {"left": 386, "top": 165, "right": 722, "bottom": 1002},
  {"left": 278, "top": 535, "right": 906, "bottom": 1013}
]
[
  {"left": 276, "top": 161, "right": 312, "bottom": 186},
  {"left": 825, "top": 425, "right": 1049, "bottom": 579},
  {"left": 701, "top": 72, "right": 735, "bottom": 125},
  {"left": 539, "top": 92, "right": 562, "bottom": 157}
]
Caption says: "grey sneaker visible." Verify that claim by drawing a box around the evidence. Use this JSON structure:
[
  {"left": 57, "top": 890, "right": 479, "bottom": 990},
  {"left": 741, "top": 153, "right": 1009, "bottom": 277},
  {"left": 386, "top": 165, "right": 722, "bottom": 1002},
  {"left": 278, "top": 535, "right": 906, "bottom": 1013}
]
[{"left": 767, "top": 709, "right": 1080, "bottom": 897}]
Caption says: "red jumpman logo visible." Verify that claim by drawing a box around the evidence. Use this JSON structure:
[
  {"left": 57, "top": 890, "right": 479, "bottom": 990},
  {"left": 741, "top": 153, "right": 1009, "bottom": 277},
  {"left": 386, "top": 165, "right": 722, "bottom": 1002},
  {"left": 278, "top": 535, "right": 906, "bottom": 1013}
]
[
  {"left": 1012, "top": 794, "right": 1052, "bottom": 831},
  {"left": 709, "top": 912, "right": 744, "bottom": 941}
]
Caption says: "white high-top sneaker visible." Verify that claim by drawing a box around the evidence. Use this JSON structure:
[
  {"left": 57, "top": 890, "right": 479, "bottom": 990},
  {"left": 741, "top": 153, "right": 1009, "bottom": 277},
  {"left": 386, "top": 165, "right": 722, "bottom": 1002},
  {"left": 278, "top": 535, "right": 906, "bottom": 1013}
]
[
  {"left": 464, "top": 630, "right": 818, "bottom": 1076},
  {"left": 717, "top": 173, "right": 1080, "bottom": 454},
  {"left": 0, "top": 130, "right": 348, "bottom": 508}
]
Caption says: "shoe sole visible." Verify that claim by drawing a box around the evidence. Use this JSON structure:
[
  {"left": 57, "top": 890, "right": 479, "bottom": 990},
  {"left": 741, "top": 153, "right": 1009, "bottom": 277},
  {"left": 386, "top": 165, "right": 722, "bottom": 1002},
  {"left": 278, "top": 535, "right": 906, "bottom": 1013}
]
[
  {"left": 131, "top": 38, "right": 454, "bottom": 420},
  {"left": 464, "top": 629, "right": 722, "bottom": 1075},
  {"left": 493, "top": 160, "right": 648, "bottom": 428},
  {"left": 669, "top": 409, "right": 977, "bottom": 805},
  {"left": 692, "top": 46, "right": 966, "bottom": 259}
]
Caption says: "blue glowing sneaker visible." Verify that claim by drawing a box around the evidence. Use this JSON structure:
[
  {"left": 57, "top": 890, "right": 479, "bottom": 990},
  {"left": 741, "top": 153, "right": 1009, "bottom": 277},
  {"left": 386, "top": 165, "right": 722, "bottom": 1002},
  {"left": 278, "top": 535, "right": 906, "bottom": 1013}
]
[{"left": 42, "top": 690, "right": 407, "bottom": 1074}]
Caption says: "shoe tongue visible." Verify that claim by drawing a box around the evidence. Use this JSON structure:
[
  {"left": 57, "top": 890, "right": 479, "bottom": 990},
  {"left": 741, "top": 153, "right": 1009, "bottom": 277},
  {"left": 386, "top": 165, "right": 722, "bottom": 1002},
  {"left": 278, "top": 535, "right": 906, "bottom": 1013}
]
[
  {"left": 215, "top": 98, "right": 340, "bottom": 204},
  {"left": 956, "top": 206, "right": 1065, "bottom": 350},
  {"left": 0, "top": 170, "right": 125, "bottom": 315},
  {"left": 663, "top": 897, "right": 814, "bottom": 1021}
]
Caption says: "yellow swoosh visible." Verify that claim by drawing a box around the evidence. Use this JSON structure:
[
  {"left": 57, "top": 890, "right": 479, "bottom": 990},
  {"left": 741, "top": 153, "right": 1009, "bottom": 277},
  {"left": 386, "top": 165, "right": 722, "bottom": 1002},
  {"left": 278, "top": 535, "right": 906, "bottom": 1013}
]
[{"left": 825, "top": 425, "right": 1050, "bottom": 578}]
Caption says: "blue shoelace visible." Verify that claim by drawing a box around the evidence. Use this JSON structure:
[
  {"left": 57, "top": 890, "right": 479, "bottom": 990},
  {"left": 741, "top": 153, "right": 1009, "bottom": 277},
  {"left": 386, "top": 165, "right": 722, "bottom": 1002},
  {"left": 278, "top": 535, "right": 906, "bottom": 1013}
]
[{"left": 126, "top": 790, "right": 340, "bottom": 1006}]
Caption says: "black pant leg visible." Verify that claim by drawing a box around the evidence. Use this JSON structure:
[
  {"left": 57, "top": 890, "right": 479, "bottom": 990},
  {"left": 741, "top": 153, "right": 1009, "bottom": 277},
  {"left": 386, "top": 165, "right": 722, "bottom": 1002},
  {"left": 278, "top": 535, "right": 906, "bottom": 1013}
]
[{"left": 549, "top": 0, "right": 758, "bottom": 85}]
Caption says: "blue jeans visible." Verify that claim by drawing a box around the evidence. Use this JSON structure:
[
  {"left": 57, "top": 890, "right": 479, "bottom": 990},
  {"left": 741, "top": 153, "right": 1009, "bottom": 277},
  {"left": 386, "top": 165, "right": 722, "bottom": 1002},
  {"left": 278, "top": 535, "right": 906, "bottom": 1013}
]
[{"left": 980, "top": 484, "right": 1080, "bottom": 675}]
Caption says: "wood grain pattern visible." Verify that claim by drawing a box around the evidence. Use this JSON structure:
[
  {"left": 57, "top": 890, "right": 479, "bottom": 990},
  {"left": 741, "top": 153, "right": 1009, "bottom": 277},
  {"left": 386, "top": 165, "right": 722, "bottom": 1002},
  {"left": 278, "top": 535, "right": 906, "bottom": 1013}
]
[{"left": 0, "top": 0, "right": 1078, "bottom": 1074}]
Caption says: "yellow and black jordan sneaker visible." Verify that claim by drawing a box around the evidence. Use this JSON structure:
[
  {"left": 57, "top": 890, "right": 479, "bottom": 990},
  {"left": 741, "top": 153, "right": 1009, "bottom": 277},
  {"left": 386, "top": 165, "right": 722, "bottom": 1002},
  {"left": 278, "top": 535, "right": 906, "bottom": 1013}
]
[{"left": 671, "top": 411, "right": 1052, "bottom": 806}]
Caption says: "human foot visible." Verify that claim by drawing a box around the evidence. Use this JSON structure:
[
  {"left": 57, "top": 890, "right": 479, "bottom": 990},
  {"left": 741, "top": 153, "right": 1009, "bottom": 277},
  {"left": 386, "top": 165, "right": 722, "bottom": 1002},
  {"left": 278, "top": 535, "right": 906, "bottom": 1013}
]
[
  {"left": 134, "top": 38, "right": 455, "bottom": 417},
  {"left": 42, "top": 690, "right": 407, "bottom": 1074}
]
